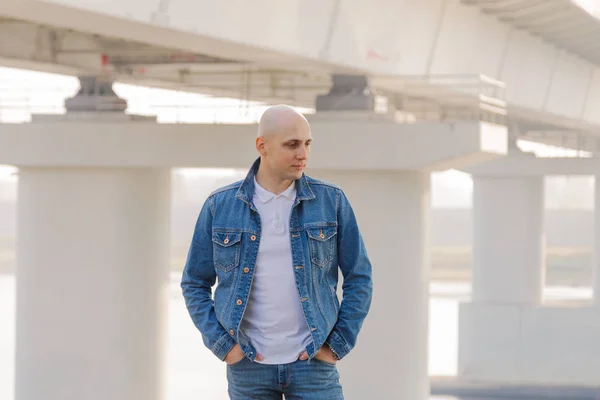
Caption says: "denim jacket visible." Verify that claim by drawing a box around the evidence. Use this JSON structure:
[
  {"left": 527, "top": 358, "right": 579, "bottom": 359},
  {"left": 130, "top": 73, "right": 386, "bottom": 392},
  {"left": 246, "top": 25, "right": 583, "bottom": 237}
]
[{"left": 181, "top": 158, "right": 373, "bottom": 362}]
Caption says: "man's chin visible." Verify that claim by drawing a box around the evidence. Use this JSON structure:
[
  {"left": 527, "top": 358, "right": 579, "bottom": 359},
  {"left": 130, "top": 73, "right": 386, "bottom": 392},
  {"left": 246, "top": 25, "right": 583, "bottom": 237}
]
[{"left": 286, "top": 170, "right": 304, "bottom": 181}]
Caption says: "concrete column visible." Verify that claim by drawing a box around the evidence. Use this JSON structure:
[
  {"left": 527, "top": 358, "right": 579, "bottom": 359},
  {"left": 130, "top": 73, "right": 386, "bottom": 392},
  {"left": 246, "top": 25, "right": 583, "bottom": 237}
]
[
  {"left": 594, "top": 176, "right": 600, "bottom": 306},
  {"left": 471, "top": 175, "right": 545, "bottom": 304},
  {"left": 15, "top": 167, "right": 171, "bottom": 400},
  {"left": 311, "top": 169, "right": 430, "bottom": 400}
]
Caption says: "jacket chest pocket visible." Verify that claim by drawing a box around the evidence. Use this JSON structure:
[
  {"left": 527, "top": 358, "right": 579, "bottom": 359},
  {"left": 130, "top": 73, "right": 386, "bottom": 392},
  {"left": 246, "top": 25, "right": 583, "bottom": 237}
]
[
  {"left": 212, "top": 231, "right": 242, "bottom": 273},
  {"left": 307, "top": 226, "right": 337, "bottom": 268}
]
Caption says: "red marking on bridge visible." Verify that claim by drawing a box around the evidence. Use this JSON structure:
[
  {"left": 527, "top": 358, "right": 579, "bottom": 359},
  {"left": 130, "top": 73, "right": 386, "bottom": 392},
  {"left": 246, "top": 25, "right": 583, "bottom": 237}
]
[{"left": 366, "top": 48, "right": 389, "bottom": 62}]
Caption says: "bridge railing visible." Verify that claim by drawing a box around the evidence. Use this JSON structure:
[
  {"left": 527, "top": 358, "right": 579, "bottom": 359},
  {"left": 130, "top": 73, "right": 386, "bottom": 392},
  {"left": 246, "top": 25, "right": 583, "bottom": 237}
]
[{"left": 373, "top": 73, "right": 507, "bottom": 125}]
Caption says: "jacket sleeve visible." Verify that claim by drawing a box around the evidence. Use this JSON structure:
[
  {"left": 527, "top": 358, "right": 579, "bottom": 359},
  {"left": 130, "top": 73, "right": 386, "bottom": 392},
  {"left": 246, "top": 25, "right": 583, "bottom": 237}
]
[
  {"left": 180, "top": 196, "right": 237, "bottom": 361},
  {"left": 325, "top": 189, "right": 374, "bottom": 360}
]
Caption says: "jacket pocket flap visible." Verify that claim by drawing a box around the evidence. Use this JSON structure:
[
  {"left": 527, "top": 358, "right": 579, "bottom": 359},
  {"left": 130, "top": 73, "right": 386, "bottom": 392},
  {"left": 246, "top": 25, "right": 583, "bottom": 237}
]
[
  {"left": 212, "top": 231, "right": 242, "bottom": 247},
  {"left": 307, "top": 226, "right": 337, "bottom": 242}
]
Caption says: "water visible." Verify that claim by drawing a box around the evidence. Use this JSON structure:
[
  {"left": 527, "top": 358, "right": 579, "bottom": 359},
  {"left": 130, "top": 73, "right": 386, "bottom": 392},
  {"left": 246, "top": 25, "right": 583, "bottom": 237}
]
[{"left": 0, "top": 274, "right": 593, "bottom": 400}]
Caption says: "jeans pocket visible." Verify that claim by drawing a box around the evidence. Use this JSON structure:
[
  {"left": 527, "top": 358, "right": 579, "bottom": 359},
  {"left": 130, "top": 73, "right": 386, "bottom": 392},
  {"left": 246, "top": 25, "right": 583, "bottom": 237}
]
[
  {"left": 312, "top": 357, "right": 337, "bottom": 367},
  {"left": 226, "top": 356, "right": 247, "bottom": 367}
]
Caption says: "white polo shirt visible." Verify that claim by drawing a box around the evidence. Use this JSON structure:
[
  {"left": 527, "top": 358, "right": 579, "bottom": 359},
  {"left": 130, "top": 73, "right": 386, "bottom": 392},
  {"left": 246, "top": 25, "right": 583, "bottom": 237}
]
[{"left": 239, "top": 178, "right": 312, "bottom": 364}]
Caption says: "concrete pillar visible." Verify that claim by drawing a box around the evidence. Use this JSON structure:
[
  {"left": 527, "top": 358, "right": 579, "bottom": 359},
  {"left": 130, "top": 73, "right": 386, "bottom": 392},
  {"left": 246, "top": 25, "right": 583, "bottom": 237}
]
[
  {"left": 15, "top": 167, "right": 171, "bottom": 400},
  {"left": 471, "top": 175, "right": 545, "bottom": 304},
  {"left": 594, "top": 176, "right": 600, "bottom": 305},
  {"left": 311, "top": 169, "right": 430, "bottom": 400}
]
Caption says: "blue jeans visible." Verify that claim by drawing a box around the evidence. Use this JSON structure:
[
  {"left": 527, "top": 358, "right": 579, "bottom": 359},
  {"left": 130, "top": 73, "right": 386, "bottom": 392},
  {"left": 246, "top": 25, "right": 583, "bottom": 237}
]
[{"left": 226, "top": 357, "right": 344, "bottom": 399}]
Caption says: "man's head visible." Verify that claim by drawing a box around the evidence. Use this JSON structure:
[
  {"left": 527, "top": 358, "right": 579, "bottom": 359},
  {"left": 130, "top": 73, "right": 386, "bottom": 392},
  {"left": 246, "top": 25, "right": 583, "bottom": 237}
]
[{"left": 256, "top": 105, "right": 312, "bottom": 182}]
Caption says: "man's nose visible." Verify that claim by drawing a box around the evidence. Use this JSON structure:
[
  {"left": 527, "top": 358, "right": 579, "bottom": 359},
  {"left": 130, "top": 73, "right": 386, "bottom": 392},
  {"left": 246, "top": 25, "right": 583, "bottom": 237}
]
[{"left": 297, "top": 145, "right": 308, "bottom": 159}]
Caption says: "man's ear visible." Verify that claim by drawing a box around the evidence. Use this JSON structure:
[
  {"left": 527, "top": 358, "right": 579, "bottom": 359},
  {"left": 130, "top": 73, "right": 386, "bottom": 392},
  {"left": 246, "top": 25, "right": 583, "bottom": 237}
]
[{"left": 256, "top": 137, "right": 267, "bottom": 156}]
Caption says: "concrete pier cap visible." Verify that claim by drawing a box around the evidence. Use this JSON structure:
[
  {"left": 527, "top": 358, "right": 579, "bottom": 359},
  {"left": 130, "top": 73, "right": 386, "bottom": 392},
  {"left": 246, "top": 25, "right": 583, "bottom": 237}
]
[{"left": 0, "top": 112, "right": 508, "bottom": 172}]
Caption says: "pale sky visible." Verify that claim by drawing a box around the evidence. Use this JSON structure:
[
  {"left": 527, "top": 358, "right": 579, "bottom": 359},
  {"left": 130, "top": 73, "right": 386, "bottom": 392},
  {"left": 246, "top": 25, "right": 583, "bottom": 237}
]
[{"left": 572, "top": 0, "right": 600, "bottom": 16}]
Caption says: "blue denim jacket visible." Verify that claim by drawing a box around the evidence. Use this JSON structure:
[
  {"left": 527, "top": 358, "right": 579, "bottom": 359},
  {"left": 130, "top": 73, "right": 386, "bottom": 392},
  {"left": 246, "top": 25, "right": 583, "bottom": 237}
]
[{"left": 181, "top": 158, "right": 373, "bottom": 362}]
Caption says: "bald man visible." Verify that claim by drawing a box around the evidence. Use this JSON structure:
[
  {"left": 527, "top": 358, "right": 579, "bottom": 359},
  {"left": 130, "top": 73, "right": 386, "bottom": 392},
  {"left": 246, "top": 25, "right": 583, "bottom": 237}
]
[{"left": 181, "top": 105, "right": 373, "bottom": 399}]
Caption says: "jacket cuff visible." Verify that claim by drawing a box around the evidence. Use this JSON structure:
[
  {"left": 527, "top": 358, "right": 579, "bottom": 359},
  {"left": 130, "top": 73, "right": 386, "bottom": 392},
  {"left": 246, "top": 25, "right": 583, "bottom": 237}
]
[
  {"left": 325, "top": 330, "right": 351, "bottom": 360},
  {"left": 212, "top": 332, "right": 237, "bottom": 361}
]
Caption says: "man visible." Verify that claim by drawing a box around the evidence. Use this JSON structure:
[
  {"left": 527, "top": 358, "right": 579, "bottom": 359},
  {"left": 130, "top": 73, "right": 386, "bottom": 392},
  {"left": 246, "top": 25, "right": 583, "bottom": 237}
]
[{"left": 181, "top": 105, "right": 373, "bottom": 399}]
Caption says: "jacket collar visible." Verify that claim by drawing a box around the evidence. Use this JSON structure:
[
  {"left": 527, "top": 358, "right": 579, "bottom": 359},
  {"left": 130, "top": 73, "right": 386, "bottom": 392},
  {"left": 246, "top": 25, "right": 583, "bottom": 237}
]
[
  {"left": 253, "top": 177, "right": 296, "bottom": 203},
  {"left": 236, "top": 157, "right": 315, "bottom": 208}
]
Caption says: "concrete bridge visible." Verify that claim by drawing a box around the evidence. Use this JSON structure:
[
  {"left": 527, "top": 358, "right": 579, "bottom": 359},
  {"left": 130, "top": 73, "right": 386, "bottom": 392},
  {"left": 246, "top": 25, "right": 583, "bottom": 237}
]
[{"left": 1, "top": 0, "right": 600, "bottom": 399}]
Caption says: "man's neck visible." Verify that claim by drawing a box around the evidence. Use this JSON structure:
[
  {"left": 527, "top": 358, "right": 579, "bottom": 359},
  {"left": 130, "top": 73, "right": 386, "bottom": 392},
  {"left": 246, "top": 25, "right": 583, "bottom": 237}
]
[{"left": 255, "top": 165, "right": 293, "bottom": 195}]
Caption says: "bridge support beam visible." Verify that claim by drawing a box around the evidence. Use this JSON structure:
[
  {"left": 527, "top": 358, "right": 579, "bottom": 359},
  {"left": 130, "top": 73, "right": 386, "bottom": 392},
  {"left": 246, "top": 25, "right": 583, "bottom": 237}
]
[
  {"left": 313, "top": 169, "right": 430, "bottom": 400},
  {"left": 456, "top": 151, "right": 600, "bottom": 388},
  {"left": 471, "top": 173, "right": 545, "bottom": 305},
  {"left": 15, "top": 166, "right": 171, "bottom": 400},
  {"left": 12, "top": 77, "right": 171, "bottom": 400}
]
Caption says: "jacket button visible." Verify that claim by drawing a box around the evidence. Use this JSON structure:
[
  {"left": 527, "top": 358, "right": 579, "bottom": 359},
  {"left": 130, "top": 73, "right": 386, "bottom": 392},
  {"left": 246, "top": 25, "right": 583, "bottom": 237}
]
[
  {"left": 243, "top": 267, "right": 250, "bottom": 273},
  {"left": 250, "top": 235, "right": 257, "bottom": 241},
  {"left": 236, "top": 299, "right": 243, "bottom": 306},
  {"left": 229, "top": 329, "right": 235, "bottom": 336}
]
